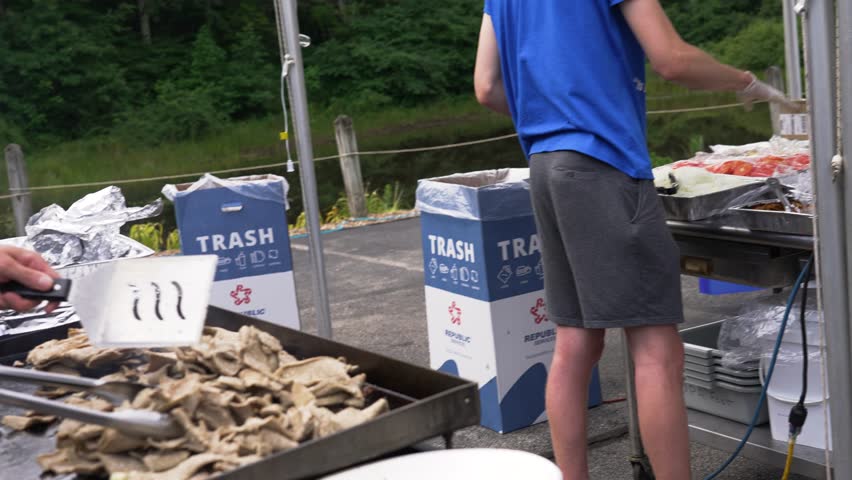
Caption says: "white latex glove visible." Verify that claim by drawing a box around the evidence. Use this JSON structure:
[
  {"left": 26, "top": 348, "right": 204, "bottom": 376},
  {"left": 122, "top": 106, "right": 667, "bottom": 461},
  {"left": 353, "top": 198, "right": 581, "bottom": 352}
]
[{"left": 738, "top": 72, "right": 803, "bottom": 112}]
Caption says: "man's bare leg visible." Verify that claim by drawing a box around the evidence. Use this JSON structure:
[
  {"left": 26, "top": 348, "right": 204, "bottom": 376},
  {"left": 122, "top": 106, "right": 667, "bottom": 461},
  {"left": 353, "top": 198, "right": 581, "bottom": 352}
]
[
  {"left": 625, "top": 324, "right": 691, "bottom": 480},
  {"left": 546, "top": 326, "right": 605, "bottom": 480}
]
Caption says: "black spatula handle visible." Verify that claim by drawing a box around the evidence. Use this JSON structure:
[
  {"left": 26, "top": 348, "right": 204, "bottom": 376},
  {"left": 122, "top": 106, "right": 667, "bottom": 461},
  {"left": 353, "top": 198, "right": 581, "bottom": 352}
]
[{"left": 0, "top": 278, "right": 71, "bottom": 301}]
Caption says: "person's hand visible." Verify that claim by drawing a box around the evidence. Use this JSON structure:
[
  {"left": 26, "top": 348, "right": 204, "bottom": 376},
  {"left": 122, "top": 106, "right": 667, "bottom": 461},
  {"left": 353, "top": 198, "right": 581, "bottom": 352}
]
[
  {"left": 738, "top": 71, "right": 803, "bottom": 112},
  {"left": 0, "top": 246, "right": 60, "bottom": 313}
]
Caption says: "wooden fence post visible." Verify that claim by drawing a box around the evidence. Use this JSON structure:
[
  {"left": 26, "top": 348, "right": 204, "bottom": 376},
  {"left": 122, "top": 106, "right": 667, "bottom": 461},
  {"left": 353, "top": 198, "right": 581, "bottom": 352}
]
[
  {"left": 4, "top": 144, "right": 32, "bottom": 237},
  {"left": 765, "top": 66, "right": 784, "bottom": 135},
  {"left": 333, "top": 115, "right": 367, "bottom": 218}
]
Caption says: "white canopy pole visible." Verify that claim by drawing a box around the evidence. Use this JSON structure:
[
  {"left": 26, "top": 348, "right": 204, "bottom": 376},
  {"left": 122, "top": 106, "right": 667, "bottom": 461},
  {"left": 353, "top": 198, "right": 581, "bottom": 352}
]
[
  {"left": 783, "top": 0, "right": 803, "bottom": 98},
  {"left": 277, "top": 0, "right": 334, "bottom": 338},
  {"left": 804, "top": 0, "right": 849, "bottom": 476}
]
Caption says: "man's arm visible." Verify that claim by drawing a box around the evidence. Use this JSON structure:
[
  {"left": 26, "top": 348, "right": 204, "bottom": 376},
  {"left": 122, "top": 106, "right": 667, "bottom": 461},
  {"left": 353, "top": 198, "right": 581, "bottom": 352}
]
[
  {"left": 619, "top": 0, "right": 751, "bottom": 91},
  {"left": 474, "top": 14, "right": 511, "bottom": 115}
]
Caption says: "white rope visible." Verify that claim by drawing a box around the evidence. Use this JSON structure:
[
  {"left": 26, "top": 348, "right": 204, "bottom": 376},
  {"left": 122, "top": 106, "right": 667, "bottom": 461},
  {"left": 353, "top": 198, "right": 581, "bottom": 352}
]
[
  {"left": 1, "top": 101, "right": 769, "bottom": 197},
  {"left": 646, "top": 101, "right": 764, "bottom": 115}
]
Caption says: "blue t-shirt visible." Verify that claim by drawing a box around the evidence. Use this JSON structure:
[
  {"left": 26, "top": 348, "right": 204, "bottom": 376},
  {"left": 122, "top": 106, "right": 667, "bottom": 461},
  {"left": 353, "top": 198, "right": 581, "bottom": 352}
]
[{"left": 484, "top": 0, "right": 651, "bottom": 179}]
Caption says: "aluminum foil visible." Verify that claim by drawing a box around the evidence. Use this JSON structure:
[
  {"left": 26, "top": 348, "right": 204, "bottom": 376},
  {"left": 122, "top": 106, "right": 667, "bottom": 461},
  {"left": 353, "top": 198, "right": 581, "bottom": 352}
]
[
  {"left": 24, "top": 186, "right": 163, "bottom": 267},
  {"left": 0, "top": 188, "right": 160, "bottom": 338},
  {"left": 0, "top": 306, "right": 78, "bottom": 337}
]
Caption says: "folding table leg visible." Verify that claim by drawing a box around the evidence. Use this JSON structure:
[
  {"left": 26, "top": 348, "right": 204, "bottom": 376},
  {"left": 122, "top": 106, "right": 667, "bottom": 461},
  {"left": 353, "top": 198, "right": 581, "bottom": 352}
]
[{"left": 622, "top": 330, "right": 655, "bottom": 480}]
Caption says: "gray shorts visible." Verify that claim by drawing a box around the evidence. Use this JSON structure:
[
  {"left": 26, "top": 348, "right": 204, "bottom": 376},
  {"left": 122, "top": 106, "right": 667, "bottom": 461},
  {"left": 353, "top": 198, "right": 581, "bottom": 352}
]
[{"left": 529, "top": 151, "right": 684, "bottom": 328}]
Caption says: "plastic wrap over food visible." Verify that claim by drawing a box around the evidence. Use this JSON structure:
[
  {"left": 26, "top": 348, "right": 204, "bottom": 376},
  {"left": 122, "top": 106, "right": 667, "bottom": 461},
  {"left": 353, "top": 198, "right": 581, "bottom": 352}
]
[
  {"left": 717, "top": 300, "right": 822, "bottom": 370},
  {"left": 415, "top": 168, "right": 531, "bottom": 221},
  {"left": 707, "top": 136, "right": 809, "bottom": 158},
  {"left": 657, "top": 136, "right": 810, "bottom": 184},
  {"left": 162, "top": 173, "right": 289, "bottom": 208},
  {"left": 23, "top": 187, "right": 163, "bottom": 267}
]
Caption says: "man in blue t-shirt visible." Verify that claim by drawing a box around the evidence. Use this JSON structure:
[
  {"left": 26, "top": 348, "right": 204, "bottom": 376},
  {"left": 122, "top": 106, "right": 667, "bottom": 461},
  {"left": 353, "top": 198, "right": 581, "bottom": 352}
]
[{"left": 475, "top": 1, "right": 796, "bottom": 478}]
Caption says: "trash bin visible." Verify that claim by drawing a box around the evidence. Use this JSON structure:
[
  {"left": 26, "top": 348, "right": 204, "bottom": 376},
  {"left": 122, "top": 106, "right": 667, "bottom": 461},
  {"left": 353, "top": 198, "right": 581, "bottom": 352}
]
[
  {"left": 163, "top": 174, "right": 300, "bottom": 329},
  {"left": 416, "top": 168, "right": 602, "bottom": 434}
]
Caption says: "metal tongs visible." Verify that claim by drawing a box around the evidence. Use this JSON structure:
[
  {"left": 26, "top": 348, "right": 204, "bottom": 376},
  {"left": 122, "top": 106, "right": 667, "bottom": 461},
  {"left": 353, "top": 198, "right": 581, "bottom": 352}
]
[
  {"left": 0, "top": 365, "right": 181, "bottom": 438},
  {"left": 765, "top": 177, "right": 800, "bottom": 212},
  {"left": 655, "top": 172, "right": 680, "bottom": 195}
]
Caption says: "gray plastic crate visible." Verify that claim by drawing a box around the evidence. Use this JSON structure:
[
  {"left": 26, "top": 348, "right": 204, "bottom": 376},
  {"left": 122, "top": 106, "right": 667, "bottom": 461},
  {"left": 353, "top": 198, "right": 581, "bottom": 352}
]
[
  {"left": 685, "top": 369, "right": 762, "bottom": 387},
  {"left": 681, "top": 320, "right": 760, "bottom": 369},
  {"left": 681, "top": 322, "right": 768, "bottom": 425},
  {"left": 683, "top": 377, "right": 769, "bottom": 424},
  {"left": 684, "top": 360, "right": 760, "bottom": 377}
]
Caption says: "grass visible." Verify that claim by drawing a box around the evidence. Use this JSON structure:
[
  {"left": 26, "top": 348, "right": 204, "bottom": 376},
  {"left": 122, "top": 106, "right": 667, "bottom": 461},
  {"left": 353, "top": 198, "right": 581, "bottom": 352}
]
[
  {"left": 0, "top": 74, "right": 774, "bottom": 238},
  {"left": 0, "top": 95, "right": 514, "bottom": 237},
  {"left": 14, "top": 96, "right": 510, "bottom": 190}
]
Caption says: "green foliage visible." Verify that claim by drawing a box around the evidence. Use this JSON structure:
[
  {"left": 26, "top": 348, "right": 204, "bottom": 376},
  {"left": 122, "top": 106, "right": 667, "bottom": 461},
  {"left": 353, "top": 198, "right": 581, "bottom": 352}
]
[
  {"left": 0, "top": 0, "right": 788, "bottom": 238},
  {"left": 324, "top": 196, "right": 350, "bottom": 224},
  {"left": 223, "top": 23, "right": 277, "bottom": 119},
  {"left": 711, "top": 19, "right": 785, "bottom": 71},
  {"left": 688, "top": 134, "right": 705, "bottom": 155},
  {"left": 0, "top": 0, "right": 132, "bottom": 144},
  {"left": 130, "top": 222, "right": 163, "bottom": 251},
  {"left": 647, "top": 106, "right": 772, "bottom": 161},
  {"left": 664, "top": 0, "right": 780, "bottom": 47},
  {"left": 166, "top": 229, "right": 181, "bottom": 251},
  {"left": 290, "top": 211, "right": 307, "bottom": 231},
  {"left": 114, "top": 80, "right": 228, "bottom": 145},
  {"left": 304, "top": 0, "right": 481, "bottom": 111}
]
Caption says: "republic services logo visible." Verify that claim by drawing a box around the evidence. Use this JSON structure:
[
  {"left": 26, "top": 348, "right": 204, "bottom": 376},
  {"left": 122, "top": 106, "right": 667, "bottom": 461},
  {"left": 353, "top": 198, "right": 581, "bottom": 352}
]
[
  {"left": 230, "top": 284, "right": 253, "bottom": 306},
  {"left": 530, "top": 298, "right": 548, "bottom": 324},
  {"left": 448, "top": 301, "right": 462, "bottom": 325}
]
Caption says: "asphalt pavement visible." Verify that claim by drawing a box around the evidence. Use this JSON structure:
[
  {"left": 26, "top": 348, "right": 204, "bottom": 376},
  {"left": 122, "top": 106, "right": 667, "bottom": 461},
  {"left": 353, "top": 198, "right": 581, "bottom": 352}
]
[{"left": 289, "top": 217, "right": 815, "bottom": 480}]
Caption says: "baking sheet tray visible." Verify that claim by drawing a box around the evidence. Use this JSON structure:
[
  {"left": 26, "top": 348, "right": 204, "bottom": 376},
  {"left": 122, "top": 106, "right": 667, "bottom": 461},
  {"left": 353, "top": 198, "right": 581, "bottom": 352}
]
[
  {"left": 0, "top": 308, "right": 480, "bottom": 480},
  {"left": 658, "top": 182, "right": 766, "bottom": 221},
  {"left": 730, "top": 205, "right": 814, "bottom": 236}
]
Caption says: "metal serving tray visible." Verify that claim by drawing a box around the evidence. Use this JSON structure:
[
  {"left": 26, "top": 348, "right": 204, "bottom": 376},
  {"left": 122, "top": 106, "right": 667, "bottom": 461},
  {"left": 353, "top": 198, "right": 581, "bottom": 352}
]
[
  {"left": 0, "top": 307, "right": 481, "bottom": 480},
  {"left": 730, "top": 204, "right": 814, "bottom": 236},
  {"left": 658, "top": 182, "right": 765, "bottom": 221}
]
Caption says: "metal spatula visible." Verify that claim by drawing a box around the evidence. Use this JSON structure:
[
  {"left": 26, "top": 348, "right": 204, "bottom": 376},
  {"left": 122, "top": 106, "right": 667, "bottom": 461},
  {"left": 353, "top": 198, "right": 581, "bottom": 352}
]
[{"left": 0, "top": 255, "right": 217, "bottom": 348}]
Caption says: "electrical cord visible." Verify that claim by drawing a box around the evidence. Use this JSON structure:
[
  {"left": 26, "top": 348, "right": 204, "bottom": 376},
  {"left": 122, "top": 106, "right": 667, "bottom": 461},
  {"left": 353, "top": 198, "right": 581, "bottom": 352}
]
[
  {"left": 781, "top": 253, "right": 816, "bottom": 480},
  {"left": 781, "top": 438, "right": 796, "bottom": 480},
  {"left": 703, "top": 255, "right": 814, "bottom": 480},
  {"left": 798, "top": 258, "right": 812, "bottom": 406}
]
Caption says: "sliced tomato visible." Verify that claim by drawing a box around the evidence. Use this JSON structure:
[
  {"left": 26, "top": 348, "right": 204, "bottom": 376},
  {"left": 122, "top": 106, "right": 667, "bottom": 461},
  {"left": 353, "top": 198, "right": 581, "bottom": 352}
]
[
  {"left": 758, "top": 155, "right": 785, "bottom": 165},
  {"left": 706, "top": 161, "right": 735, "bottom": 175},
  {"left": 749, "top": 163, "right": 777, "bottom": 177},
  {"left": 786, "top": 154, "right": 810, "bottom": 170},
  {"left": 729, "top": 161, "right": 754, "bottom": 176},
  {"left": 672, "top": 160, "right": 705, "bottom": 169}
]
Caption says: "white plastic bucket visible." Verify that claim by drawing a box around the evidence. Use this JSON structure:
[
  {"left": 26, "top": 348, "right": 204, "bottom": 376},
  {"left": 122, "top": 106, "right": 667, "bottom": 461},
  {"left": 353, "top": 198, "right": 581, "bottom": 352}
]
[
  {"left": 760, "top": 350, "right": 832, "bottom": 450},
  {"left": 321, "top": 448, "right": 562, "bottom": 480}
]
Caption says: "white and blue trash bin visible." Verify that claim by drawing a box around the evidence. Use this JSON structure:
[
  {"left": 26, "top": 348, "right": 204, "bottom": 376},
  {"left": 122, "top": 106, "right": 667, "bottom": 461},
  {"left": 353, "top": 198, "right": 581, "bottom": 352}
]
[
  {"left": 416, "top": 168, "right": 602, "bottom": 433},
  {"left": 163, "top": 174, "right": 301, "bottom": 330}
]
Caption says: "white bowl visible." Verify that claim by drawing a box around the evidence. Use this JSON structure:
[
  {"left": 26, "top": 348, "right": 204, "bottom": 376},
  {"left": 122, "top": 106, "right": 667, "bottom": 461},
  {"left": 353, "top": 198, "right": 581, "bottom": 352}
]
[{"left": 321, "top": 448, "right": 562, "bottom": 480}]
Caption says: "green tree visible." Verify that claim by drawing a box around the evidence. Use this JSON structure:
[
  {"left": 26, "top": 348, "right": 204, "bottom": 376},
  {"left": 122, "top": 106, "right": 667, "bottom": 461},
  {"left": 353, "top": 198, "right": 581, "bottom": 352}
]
[
  {"left": 304, "top": 0, "right": 481, "bottom": 110},
  {"left": 223, "top": 23, "right": 277, "bottom": 119},
  {"left": 711, "top": 19, "right": 785, "bottom": 71},
  {"left": 0, "top": 0, "right": 132, "bottom": 143}
]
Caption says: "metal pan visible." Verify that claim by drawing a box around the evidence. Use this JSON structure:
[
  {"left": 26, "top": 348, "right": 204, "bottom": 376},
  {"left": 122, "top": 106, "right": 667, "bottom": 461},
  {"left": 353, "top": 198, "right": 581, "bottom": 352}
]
[
  {"left": 730, "top": 203, "right": 815, "bottom": 236},
  {"left": 0, "top": 307, "right": 480, "bottom": 480}
]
